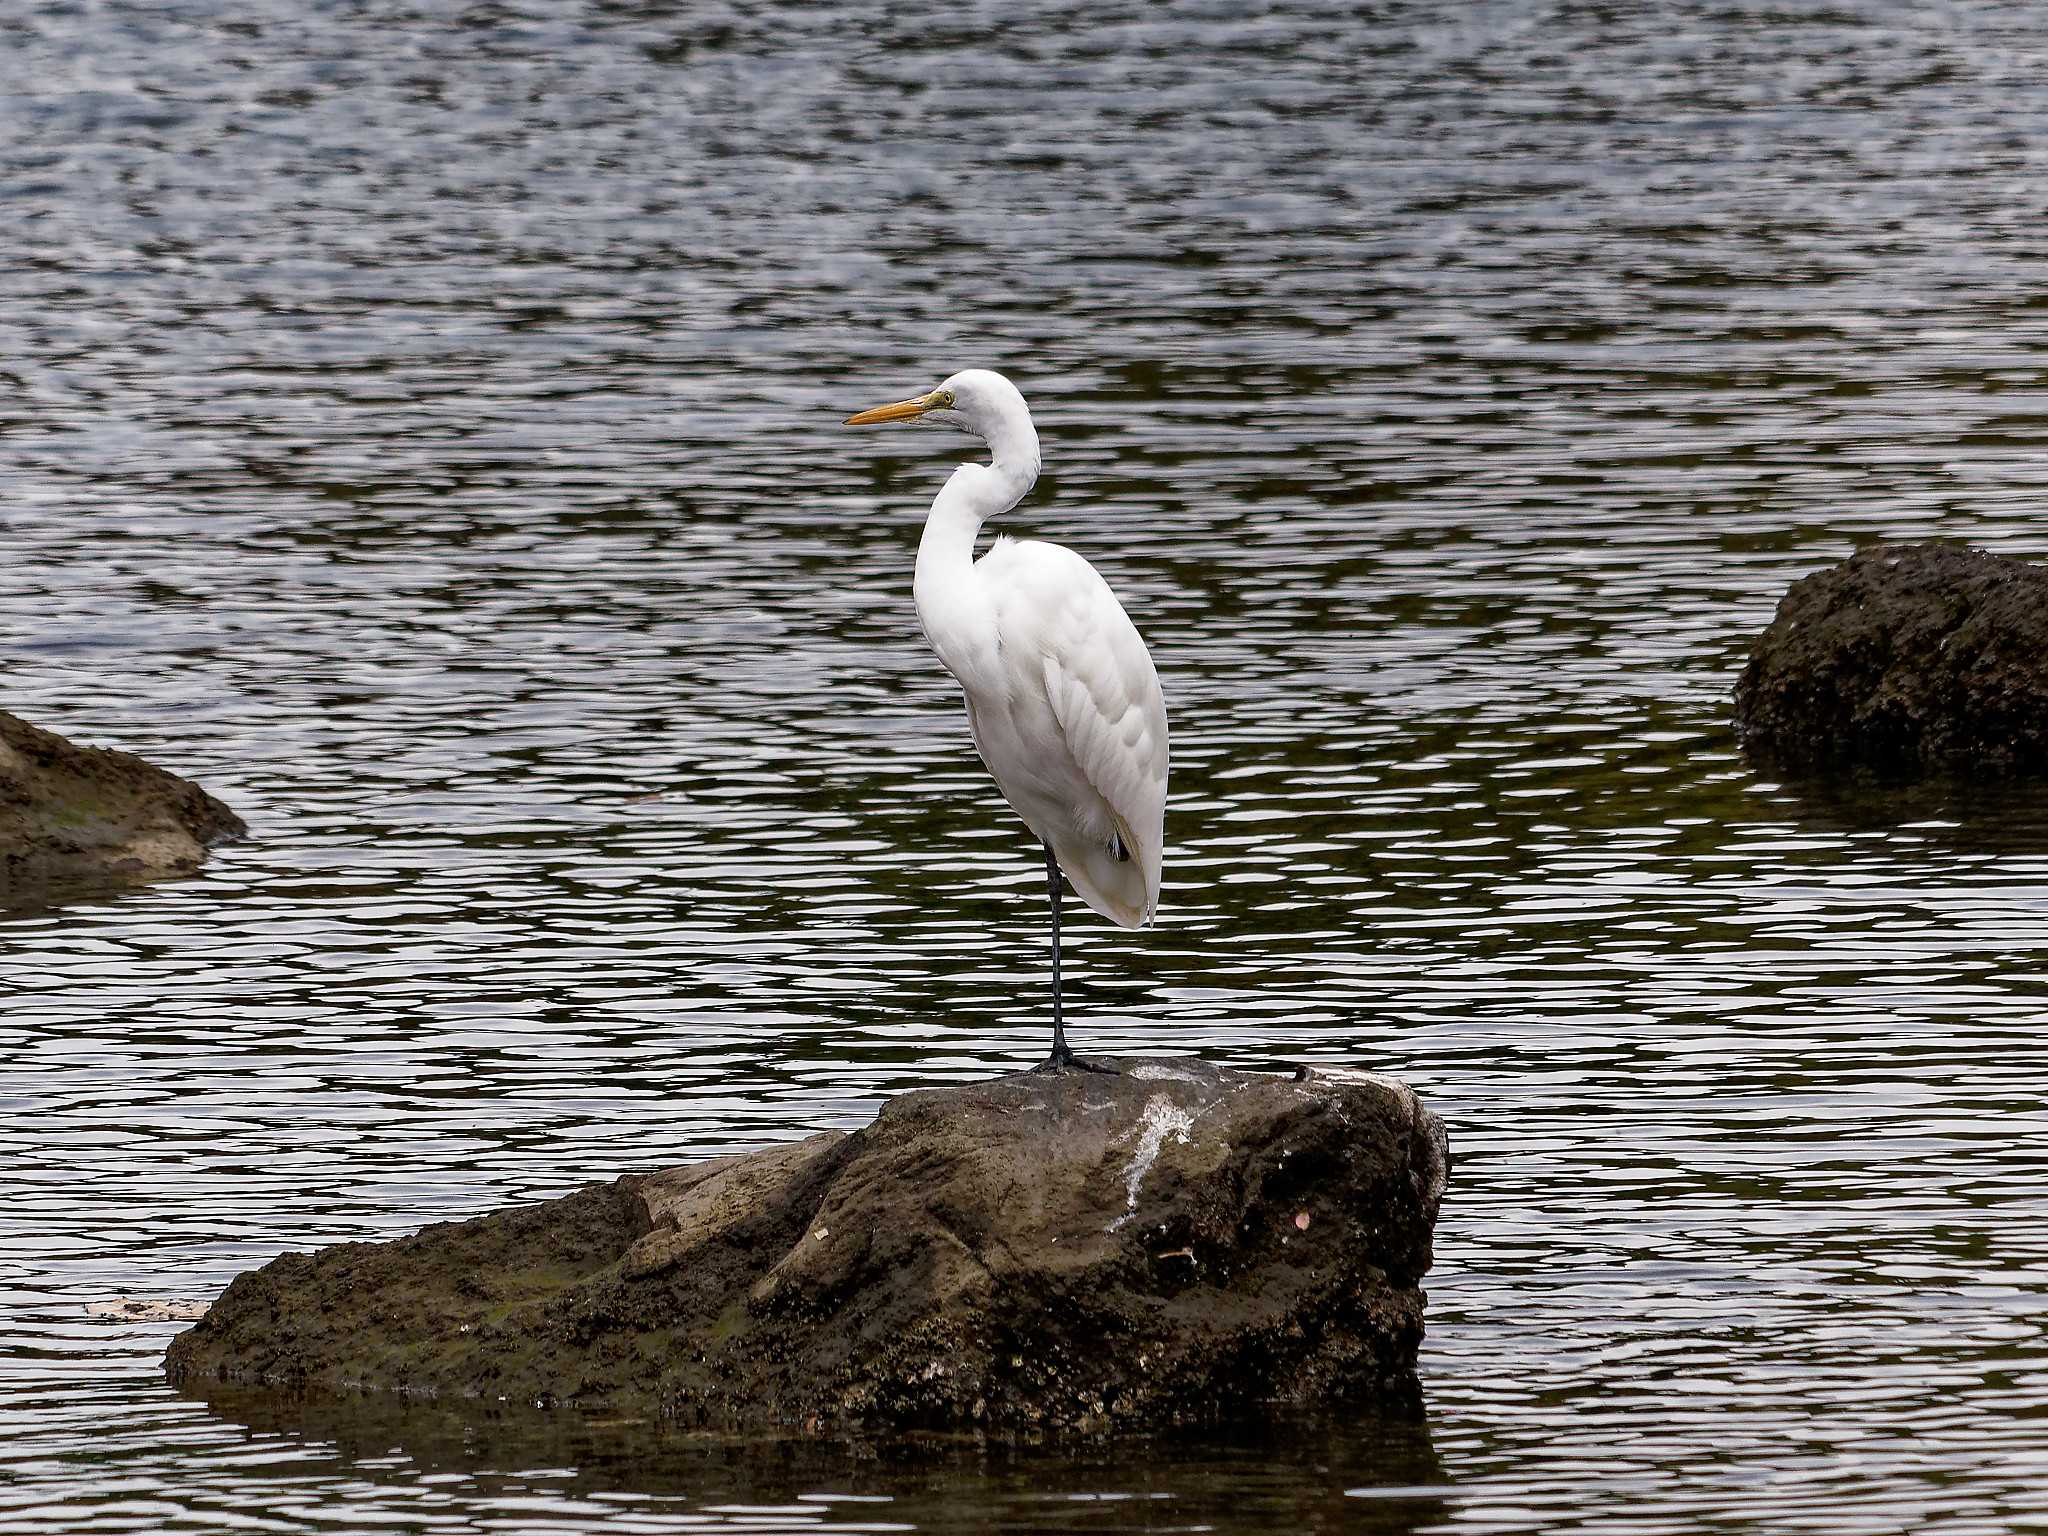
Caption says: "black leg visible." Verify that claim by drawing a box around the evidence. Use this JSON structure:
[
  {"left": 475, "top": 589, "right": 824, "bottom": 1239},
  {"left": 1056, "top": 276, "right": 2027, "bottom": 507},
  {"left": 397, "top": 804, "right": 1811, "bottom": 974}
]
[
  {"left": 1032, "top": 845, "right": 1117, "bottom": 1075},
  {"left": 1046, "top": 843, "right": 1071, "bottom": 1067}
]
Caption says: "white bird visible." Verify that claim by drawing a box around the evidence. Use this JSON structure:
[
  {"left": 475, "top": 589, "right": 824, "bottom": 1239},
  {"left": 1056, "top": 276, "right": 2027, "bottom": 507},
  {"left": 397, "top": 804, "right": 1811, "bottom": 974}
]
[{"left": 845, "top": 369, "right": 1168, "bottom": 1070}]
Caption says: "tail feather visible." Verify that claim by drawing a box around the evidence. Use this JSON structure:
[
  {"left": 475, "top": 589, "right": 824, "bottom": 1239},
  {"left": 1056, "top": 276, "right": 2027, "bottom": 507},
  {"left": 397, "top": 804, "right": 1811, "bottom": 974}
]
[{"left": 1055, "top": 837, "right": 1155, "bottom": 929}]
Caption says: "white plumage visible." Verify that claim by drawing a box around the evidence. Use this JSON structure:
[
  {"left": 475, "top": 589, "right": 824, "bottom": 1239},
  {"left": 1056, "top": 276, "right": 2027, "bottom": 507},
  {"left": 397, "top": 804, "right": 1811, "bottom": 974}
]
[
  {"left": 977, "top": 537, "right": 1166, "bottom": 925},
  {"left": 845, "top": 368, "right": 1167, "bottom": 1066}
]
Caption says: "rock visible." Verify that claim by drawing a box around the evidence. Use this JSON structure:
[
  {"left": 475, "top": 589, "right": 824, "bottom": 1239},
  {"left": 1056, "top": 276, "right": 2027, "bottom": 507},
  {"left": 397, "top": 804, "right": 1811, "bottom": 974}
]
[
  {"left": 164, "top": 1059, "right": 1449, "bottom": 1432},
  {"left": 1734, "top": 542, "right": 2048, "bottom": 778},
  {"left": 85, "top": 1298, "right": 210, "bottom": 1322},
  {"left": 0, "top": 709, "right": 247, "bottom": 902}
]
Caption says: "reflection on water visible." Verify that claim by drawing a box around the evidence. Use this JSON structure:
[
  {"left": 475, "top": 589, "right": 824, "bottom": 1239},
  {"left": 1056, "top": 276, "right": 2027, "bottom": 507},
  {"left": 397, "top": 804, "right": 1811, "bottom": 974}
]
[
  {"left": 174, "top": 1388, "right": 1448, "bottom": 1536},
  {"left": 6, "top": 0, "right": 2048, "bottom": 1531}
]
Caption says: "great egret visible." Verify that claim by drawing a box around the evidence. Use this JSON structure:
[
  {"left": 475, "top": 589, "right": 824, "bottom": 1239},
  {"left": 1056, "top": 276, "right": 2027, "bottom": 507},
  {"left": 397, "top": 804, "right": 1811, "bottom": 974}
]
[{"left": 845, "top": 369, "right": 1168, "bottom": 1070}]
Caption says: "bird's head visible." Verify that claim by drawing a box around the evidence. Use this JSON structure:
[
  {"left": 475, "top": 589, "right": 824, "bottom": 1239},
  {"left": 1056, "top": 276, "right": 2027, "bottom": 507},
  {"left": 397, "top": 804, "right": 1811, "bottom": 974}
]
[{"left": 844, "top": 368, "right": 1040, "bottom": 479}]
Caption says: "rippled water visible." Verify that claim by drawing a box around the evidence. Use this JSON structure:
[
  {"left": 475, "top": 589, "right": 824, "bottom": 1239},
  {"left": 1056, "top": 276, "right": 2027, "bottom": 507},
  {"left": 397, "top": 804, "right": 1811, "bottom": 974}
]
[{"left": 7, "top": 1, "right": 2048, "bottom": 1530}]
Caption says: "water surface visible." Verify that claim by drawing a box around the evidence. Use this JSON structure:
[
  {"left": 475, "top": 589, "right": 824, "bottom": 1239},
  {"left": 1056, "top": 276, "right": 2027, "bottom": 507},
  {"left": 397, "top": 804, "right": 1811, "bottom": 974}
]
[{"left": 6, "top": 2, "right": 2048, "bottom": 1531}]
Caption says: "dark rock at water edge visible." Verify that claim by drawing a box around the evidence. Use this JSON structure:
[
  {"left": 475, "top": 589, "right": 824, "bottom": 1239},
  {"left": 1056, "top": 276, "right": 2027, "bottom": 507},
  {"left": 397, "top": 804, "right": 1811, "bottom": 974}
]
[
  {"left": 164, "top": 1059, "right": 1449, "bottom": 1432},
  {"left": 0, "top": 709, "right": 246, "bottom": 902},
  {"left": 1734, "top": 542, "right": 2048, "bottom": 779}
]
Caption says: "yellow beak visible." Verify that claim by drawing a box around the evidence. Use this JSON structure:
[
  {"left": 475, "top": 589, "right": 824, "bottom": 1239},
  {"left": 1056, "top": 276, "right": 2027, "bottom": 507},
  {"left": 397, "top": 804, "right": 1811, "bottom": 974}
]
[{"left": 844, "top": 391, "right": 942, "bottom": 426}]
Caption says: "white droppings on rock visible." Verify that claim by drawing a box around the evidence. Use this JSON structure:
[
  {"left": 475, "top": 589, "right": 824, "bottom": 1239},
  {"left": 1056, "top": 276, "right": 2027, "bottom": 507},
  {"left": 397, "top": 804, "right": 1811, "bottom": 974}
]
[
  {"left": 1130, "top": 1061, "right": 1206, "bottom": 1084},
  {"left": 1306, "top": 1065, "right": 1411, "bottom": 1095},
  {"left": 1303, "top": 1066, "right": 1423, "bottom": 1126},
  {"left": 1108, "top": 1096, "right": 1194, "bottom": 1232}
]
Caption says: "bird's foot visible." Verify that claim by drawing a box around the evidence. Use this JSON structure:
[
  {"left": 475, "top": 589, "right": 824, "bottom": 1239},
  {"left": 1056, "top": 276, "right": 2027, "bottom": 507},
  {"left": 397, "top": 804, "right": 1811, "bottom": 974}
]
[{"left": 1031, "top": 1046, "right": 1120, "bottom": 1076}]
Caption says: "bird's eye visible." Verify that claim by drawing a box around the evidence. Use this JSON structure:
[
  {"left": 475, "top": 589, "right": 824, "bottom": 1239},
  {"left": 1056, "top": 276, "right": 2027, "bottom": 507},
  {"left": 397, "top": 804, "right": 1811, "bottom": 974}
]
[{"left": 931, "top": 389, "right": 955, "bottom": 409}]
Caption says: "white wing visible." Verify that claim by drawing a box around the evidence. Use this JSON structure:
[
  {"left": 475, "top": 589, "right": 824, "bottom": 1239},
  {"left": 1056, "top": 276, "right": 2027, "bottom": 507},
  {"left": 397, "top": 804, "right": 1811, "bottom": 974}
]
[{"left": 980, "top": 538, "right": 1168, "bottom": 927}]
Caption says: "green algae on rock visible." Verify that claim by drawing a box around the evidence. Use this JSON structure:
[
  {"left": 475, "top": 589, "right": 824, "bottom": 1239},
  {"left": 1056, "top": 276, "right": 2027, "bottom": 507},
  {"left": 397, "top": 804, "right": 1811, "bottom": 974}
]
[
  {"left": 164, "top": 1059, "right": 1449, "bottom": 1432},
  {"left": 0, "top": 709, "right": 246, "bottom": 904}
]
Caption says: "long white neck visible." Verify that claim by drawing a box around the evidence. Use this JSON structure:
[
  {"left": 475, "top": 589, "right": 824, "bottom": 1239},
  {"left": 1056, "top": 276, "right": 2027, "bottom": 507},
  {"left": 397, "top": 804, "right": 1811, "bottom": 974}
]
[{"left": 912, "top": 423, "right": 1039, "bottom": 681}]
